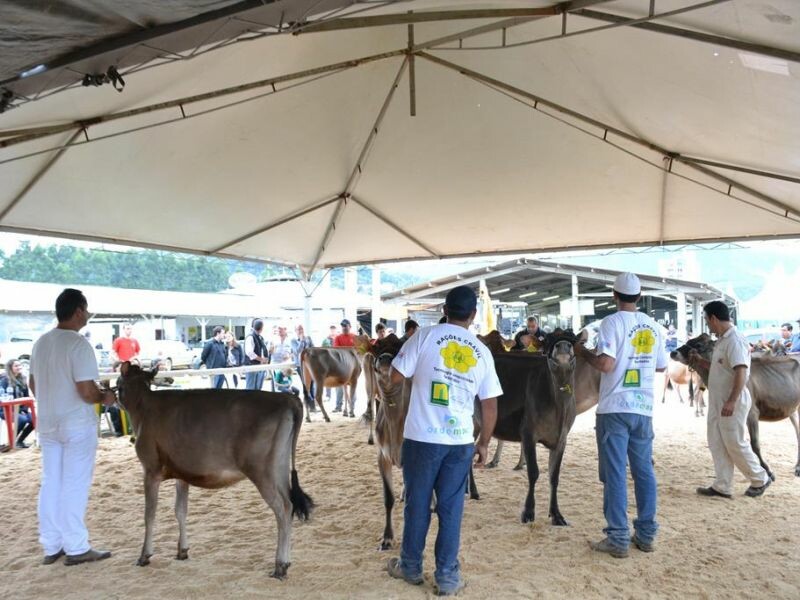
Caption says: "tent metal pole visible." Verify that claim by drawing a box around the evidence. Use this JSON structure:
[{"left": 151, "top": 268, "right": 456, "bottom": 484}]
[
  {"left": 575, "top": 7, "right": 800, "bottom": 64},
  {"left": 350, "top": 195, "right": 439, "bottom": 258},
  {"left": 671, "top": 156, "right": 800, "bottom": 185},
  {"left": 418, "top": 52, "right": 800, "bottom": 221},
  {"left": 0, "top": 128, "right": 83, "bottom": 223},
  {"left": 408, "top": 21, "right": 416, "bottom": 117},
  {"left": 311, "top": 57, "right": 409, "bottom": 272},
  {"left": 210, "top": 194, "right": 342, "bottom": 253},
  {"left": 659, "top": 156, "right": 671, "bottom": 244}
]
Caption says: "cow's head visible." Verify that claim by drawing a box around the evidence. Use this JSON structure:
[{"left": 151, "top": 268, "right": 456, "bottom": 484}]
[
  {"left": 477, "top": 330, "right": 514, "bottom": 353},
  {"left": 672, "top": 333, "right": 715, "bottom": 365},
  {"left": 544, "top": 329, "right": 578, "bottom": 389},
  {"left": 116, "top": 361, "right": 159, "bottom": 408},
  {"left": 366, "top": 335, "right": 405, "bottom": 403}
]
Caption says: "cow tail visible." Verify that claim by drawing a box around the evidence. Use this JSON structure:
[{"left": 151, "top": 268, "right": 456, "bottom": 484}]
[
  {"left": 289, "top": 402, "right": 315, "bottom": 521},
  {"left": 300, "top": 349, "right": 311, "bottom": 402}
]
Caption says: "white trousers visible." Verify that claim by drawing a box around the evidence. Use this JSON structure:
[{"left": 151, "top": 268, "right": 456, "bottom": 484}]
[
  {"left": 38, "top": 424, "right": 98, "bottom": 555},
  {"left": 707, "top": 393, "right": 768, "bottom": 495}
]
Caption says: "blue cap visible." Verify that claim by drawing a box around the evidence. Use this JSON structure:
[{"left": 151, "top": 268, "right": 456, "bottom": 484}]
[{"left": 445, "top": 285, "right": 477, "bottom": 315}]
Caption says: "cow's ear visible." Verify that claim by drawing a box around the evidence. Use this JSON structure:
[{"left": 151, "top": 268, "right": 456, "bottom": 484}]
[
  {"left": 577, "top": 329, "right": 589, "bottom": 344},
  {"left": 120, "top": 361, "right": 130, "bottom": 376},
  {"left": 149, "top": 366, "right": 159, "bottom": 380}
]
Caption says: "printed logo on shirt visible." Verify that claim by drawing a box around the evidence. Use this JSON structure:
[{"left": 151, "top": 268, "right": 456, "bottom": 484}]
[
  {"left": 431, "top": 381, "right": 450, "bottom": 406},
  {"left": 623, "top": 369, "right": 641, "bottom": 387},
  {"left": 440, "top": 341, "right": 478, "bottom": 374},
  {"left": 630, "top": 328, "right": 656, "bottom": 354}
]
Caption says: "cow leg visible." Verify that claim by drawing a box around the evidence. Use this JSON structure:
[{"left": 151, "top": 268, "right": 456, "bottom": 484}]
[
  {"left": 379, "top": 453, "right": 395, "bottom": 550},
  {"left": 548, "top": 441, "right": 568, "bottom": 526},
  {"left": 486, "top": 440, "right": 503, "bottom": 469},
  {"left": 366, "top": 397, "right": 375, "bottom": 445},
  {"left": 789, "top": 409, "right": 800, "bottom": 477},
  {"left": 315, "top": 376, "right": 331, "bottom": 422},
  {"left": 175, "top": 479, "right": 190, "bottom": 560},
  {"left": 520, "top": 436, "right": 539, "bottom": 524},
  {"left": 254, "top": 476, "right": 293, "bottom": 580},
  {"left": 138, "top": 471, "right": 162, "bottom": 566},
  {"left": 661, "top": 374, "right": 669, "bottom": 404},
  {"left": 747, "top": 409, "right": 774, "bottom": 482},
  {"left": 513, "top": 446, "right": 527, "bottom": 471}
]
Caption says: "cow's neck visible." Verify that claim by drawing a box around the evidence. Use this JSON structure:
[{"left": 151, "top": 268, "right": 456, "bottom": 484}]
[{"left": 120, "top": 380, "right": 151, "bottom": 418}]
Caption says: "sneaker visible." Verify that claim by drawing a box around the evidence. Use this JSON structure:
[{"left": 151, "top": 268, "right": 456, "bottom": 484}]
[
  {"left": 631, "top": 535, "right": 654, "bottom": 553},
  {"left": 696, "top": 486, "right": 732, "bottom": 499},
  {"left": 589, "top": 538, "right": 629, "bottom": 559},
  {"left": 435, "top": 579, "right": 467, "bottom": 596},
  {"left": 64, "top": 548, "right": 112, "bottom": 566},
  {"left": 386, "top": 557, "right": 423, "bottom": 585},
  {"left": 744, "top": 478, "right": 772, "bottom": 498},
  {"left": 15, "top": 441, "right": 30, "bottom": 449},
  {"left": 332, "top": 407, "right": 342, "bottom": 413},
  {"left": 42, "top": 549, "right": 65, "bottom": 565}
]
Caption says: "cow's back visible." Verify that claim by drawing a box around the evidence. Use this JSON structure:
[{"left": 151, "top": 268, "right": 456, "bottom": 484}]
[
  {"left": 133, "top": 389, "right": 301, "bottom": 486},
  {"left": 303, "top": 347, "right": 362, "bottom": 385}
]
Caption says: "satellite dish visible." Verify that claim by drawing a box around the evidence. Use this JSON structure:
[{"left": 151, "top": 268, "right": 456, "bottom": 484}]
[{"left": 228, "top": 272, "right": 258, "bottom": 289}]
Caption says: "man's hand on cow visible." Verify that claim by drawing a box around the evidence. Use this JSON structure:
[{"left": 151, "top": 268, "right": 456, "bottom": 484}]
[
  {"left": 102, "top": 390, "right": 116, "bottom": 406},
  {"left": 721, "top": 399, "right": 736, "bottom": 417},
  {"left": 474, "top": 442, "right": 489, "bottom": 468}
]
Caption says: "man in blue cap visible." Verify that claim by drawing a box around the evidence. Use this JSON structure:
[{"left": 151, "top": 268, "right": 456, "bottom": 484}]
[{"left": 386, "top": 285, "right": 501, "bottom": 596}]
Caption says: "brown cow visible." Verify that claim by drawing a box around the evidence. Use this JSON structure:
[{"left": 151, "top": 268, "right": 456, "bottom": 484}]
[
  {"left": 116, "top": 362, "right": 314, "bottom": 579},
  {"left": 661, "top": 359, "right": 706, "bottom": 416},
  {"left": 300, "top": 335, "right": 370, "bottom": 422},
  {"left": 673, "top": 334, "right": 800, "bottom": 478}
]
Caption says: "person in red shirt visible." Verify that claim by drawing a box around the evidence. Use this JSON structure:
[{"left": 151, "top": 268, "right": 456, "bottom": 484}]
[
  {"left": 333, "top": 319, "right": 357, "bottom": 348},
  {"left": 112, "top": 324, "right": 140, "bottom": 365}
]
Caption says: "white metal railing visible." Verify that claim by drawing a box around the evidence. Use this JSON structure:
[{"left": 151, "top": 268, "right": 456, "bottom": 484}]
[{"left": 97, "top": 362, "right": 295, "bottom": 382}]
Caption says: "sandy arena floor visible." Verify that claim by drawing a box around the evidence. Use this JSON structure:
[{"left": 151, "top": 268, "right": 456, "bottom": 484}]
[{"left": 0, "top": 378, "right": 798, "bottom": 599}]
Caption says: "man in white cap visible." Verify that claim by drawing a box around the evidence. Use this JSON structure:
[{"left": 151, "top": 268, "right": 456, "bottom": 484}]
[{"left": 574, "top": 272, "right": 668, "bottom": 558}]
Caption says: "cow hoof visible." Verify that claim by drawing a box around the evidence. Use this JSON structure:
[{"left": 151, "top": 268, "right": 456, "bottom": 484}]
[
  {"left": 551, "top": 515, "right": 569, "bottom": 527},
  {"left": 136, "top": 555, "right": 151, "bottom": 567},
  {"left": 176, "top": 548, "right": 189, "bottom": 560},
  {"left": 367, "top": 438, "right": 375, "bottom": 446},
  {"left": 379, "top": 540, "right": 393, "bottom": 551},
  {"left": 271, "top": 562, "right": 290, "bottom": 580},
  {"left": 485, "top": 461, "right": 499, "bottom": 469},
  {"left": 305, "top": 417, "right": 311, "bottom": 423},
  {"left": 520, "top": 512, "right": 534, "bottom": 524},
  {"left": 324, "top": 416, "right": 331, "bottom": 423},
  {"left": 794, "top": 466, "right": 800, "bottom": 477},
  {"left": 512, "top": 464, "right": 525, "bottom": 471},
  {"left": 768, "top": 472, "right": 776, "bottom": 482}
]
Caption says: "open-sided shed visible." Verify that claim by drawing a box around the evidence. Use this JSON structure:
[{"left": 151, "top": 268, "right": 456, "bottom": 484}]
[{"left": 0, "top": 1, "right": 798, "bottom": 275}]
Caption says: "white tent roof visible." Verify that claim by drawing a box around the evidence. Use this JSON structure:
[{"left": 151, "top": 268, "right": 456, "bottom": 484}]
[{"left": 1, "top": 0, "right": 798, "bottom": 273}]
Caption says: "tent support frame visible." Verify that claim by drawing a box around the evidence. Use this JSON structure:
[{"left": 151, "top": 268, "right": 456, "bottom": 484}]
[{"left": 350, "top": 195, "right": 439, "bottom": 258}]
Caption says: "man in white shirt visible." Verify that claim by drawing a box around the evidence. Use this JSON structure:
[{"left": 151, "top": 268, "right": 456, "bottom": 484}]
[
  {"left": 690, "top": 301, "right": 771, "bottom": 498},
  {"left": 386, "top": 285, "right": 500, "bottom": 596},
  {"left": 30, "top": 288, "right": 116, "bottom": 566},
  {"left": 574, "top": 273, "right": 668, "bottom": 559}
]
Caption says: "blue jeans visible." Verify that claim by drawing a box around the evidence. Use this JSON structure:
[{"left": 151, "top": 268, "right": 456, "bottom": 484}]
[
  {"left": 596, "top": 413, "right": 658, "bottom": 549},
  {"left": 245, "top": 370, "right": 265, "bottom": 391},
  {"left": 400, "top": 439, "right": 473, "bottom": 593},
  {"left": 212, "top": 374, "right": 225, "bottom": 389}
]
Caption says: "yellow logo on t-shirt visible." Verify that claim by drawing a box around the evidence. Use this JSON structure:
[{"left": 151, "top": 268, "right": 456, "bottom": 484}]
[
  {"left": 623, "top": 369, "right": 641, "bottom": 387},
  {"left": 630, "top": 329, "right": 656, "bottom": 354},
  {"left": 431, "top": 381, "right": 449, "bottom": 406},
  {"left": 440, "top": 341, "right": 478, "bottom": 374}
]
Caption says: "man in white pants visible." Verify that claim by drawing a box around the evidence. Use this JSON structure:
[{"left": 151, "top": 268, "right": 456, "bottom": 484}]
[
  {"left": 691, "top": 301, "right": 771, "bottom": 499},
  {"left": 30, "top": 288, "right": 116, "bottom": 565}
]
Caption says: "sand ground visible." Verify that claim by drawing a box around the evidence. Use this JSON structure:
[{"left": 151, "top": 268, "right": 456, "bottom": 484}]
[{"left": 0, "top": 377, "right": 798, "bottom": 599}]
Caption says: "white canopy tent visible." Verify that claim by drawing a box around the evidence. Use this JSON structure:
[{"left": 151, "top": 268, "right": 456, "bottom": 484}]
[{"left": 0, "top": 0, "right": 798, "bottom": 276}]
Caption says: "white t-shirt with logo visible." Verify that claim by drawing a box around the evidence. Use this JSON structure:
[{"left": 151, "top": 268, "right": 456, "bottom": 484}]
[
  {"left": 392, "top": 323, "right": 503, "bottom": 445},
  {"left": 31, "top": 328, "right": 100, "bottom": 434},
  {"left": 596, "top": 311, "right": 668, "bottom": 417}
]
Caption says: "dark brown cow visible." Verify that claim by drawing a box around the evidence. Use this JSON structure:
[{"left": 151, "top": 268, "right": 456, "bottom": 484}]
[
  {"left": 673, "top": 334, "right": 800, "bottom": 478},
  {"left": 300, "top": 335, "right": 370, "bottom": 422},
  {"left": 473, "top": 332, "right": 579, "bottom": 525},
  {"left": 116, "top": 362, "right": 314, "bottom": 579}
]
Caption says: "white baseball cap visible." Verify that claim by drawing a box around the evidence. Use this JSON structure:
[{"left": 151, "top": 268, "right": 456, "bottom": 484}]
[{"left": 613, "top": 272, "right": 641, "bottom": 296}]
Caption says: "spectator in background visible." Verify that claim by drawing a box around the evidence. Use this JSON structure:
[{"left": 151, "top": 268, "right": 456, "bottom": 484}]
[
  {"left": 270, "top": 325, "right": 293, "bottom": 365},
  {"left": 665, "top": 324, "right": 678, "bottom": 353},
  {"left": 224, "top": 332, "right": 245, "bottom": 389},
  {"left": 399, "top": 319, "right": 419, "bottom": 343},
  {"left": 322, "top": 325, "right": 337, "bottom": 348},
  {"left": 0, "top": 358, "right": 35, "bottom": 448},
  {"left": 245, "top": 319, "right": 269, "bottom": 390},
  {"left": 332, "top": 319, "right": 357, "bottom": 412},
  {"left": 111, "top": 323, "right": 140, "bottom": 365},
  {"left": 200, "top": 326, "right": 227, "bottom": 389},
  {"left": 788, "top": 320, "right": 800, "bottom": 353},
  {"left": 374, "top": 322, "right": 387, "bottom": 343},
  {"left": 513, "top": 316, "right": 545, "bottom": 351}
]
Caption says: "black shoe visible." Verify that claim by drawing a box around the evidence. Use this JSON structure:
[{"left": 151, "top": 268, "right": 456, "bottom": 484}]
[
  {"left": 696, "top": 486, "right": 732, "bottom": 499},
  {"left": 42, "top": 549, "right": 65, "bottom": 565},
  {"left": 744, "top": 478, "right": 772, "bottom": 498},
  {"left": 15, "top": 441, "right": 30, "bottom": 449},
  {"left": 64, "top": 548, "right": 111, "bottom": 566}
]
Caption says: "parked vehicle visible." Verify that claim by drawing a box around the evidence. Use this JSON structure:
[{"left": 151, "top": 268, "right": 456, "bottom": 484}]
[{"left": 138, "top": 340, "right": 200, "bottom": 371}]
